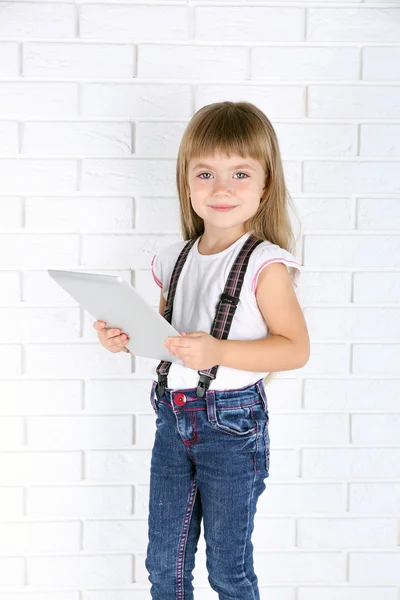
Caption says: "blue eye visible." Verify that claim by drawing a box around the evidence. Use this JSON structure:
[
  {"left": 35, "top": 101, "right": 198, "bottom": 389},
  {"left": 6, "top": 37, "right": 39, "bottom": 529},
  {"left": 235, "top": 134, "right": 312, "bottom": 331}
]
[{"left": 198, "top": 172, "right": 249, "bottom": 179}]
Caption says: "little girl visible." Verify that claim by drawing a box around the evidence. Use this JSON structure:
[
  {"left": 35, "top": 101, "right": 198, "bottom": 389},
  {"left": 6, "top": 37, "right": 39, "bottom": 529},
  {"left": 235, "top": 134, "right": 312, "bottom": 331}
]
[
  {"left": 145, "top": 101, "right": 310, "bottom": 599},
  {"left": 96, "top": 100, "right": 310, "bottom": 599}
]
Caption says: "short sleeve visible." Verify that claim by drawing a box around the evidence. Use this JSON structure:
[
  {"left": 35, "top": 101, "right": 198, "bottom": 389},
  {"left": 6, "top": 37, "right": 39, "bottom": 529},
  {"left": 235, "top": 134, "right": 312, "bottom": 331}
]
[
  {"left": 251, "top": 244, "right": 302, "bottom": 294},
  {"left": 151, "top": 254, "right": 163, "bottom": 290},
  {"left": 150, "top": 240, "right": 187, "bottom": 300}
]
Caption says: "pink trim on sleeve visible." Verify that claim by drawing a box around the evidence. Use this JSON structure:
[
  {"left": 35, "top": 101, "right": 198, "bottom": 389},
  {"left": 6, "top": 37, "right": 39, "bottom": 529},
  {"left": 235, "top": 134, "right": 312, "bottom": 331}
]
[
  {"left": 252, "top": 258, "right": 301, "bottom": 294},
  {"left": 151, "top": 254, "right": 163, "bottom": 289}
]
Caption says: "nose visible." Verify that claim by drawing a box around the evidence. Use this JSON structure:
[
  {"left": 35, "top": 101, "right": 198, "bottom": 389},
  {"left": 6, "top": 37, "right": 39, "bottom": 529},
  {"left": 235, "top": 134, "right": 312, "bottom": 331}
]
[{"left": 212, "top": 183, "right": 232, "bottom": 196}]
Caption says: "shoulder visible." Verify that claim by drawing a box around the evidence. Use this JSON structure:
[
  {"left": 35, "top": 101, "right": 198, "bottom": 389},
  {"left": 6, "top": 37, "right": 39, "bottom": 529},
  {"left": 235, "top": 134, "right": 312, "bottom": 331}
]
[
  {"left": 249, "top": 239, "right": 302, "bottom": 294},
  {"left": 152, "top": 238, "right": 193, "bottom": 269},
  {"left": 151, "top": 238, "right": 193, "bottom": 289},
  {"left": 154, "top": 239, "right": 189, "bottom": 262}
]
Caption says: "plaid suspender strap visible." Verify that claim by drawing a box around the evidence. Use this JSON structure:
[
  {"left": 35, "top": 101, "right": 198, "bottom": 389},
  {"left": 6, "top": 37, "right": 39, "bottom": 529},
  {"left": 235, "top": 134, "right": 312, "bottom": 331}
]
[
  {"left": 156, "top": 234, "right": 264, "bottom": 398},
  {"left": 196, "top": 234, "right": 264, "bottom": 397},
  {"left": 156, "top": 237, "right": 197, "bottom": 396}
]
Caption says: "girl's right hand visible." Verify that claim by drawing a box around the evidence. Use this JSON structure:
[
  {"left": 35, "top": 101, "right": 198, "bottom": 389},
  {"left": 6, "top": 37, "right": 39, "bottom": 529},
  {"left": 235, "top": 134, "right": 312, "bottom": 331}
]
[{"left": 93, "top": 321, "right": 131, "bottom": 353}]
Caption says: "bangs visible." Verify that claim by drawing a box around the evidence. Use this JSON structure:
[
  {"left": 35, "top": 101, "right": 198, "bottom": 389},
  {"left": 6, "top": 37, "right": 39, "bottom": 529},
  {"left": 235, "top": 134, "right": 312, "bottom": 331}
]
[{"left": 183, "top": 104, "right": 268, "bottom": 166}]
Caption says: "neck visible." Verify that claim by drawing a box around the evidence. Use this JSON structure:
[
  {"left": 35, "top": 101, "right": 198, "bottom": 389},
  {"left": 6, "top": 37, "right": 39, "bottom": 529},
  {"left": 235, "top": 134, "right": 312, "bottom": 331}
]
[{"left": 198, "top": 228, "right": 247, "bottom": 255}]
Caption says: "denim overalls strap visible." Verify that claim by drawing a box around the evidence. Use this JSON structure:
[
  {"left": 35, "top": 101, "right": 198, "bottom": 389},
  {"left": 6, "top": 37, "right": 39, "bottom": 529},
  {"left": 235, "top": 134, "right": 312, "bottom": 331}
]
[{"left": 156, "top": 234, "right": 264, "bottom": 397}]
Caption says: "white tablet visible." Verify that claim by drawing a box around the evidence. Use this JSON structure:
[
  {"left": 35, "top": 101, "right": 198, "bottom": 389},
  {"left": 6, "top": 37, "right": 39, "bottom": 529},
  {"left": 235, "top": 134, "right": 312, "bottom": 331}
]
[{"left": 48, "top": 269, "right": 183, "bottom": 364}]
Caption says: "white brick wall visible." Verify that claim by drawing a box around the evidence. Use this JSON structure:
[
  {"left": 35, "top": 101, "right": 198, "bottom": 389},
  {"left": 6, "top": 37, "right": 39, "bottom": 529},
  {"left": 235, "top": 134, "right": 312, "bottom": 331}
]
[{"left": 0, "top": 1, "right": 399, "bottom": 599}]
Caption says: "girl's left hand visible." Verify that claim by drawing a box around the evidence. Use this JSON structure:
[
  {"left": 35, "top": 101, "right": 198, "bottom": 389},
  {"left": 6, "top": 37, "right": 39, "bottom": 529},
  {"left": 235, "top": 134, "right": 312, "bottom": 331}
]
[{"left": 164, "top": 331, "right": 221, "bottom": 371}]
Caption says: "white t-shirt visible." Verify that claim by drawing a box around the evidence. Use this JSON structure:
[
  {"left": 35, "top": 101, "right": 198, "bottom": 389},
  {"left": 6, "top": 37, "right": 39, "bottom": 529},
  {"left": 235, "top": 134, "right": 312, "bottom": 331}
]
[{"left": 150, "top": 231, "right": 302, "bottom": 391}]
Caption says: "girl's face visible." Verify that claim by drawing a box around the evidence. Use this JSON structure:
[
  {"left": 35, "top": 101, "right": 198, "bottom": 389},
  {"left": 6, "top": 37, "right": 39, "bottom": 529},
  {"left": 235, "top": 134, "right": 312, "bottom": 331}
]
[{"left": 187, "top": 153, "right": 266, "bottom": 235}]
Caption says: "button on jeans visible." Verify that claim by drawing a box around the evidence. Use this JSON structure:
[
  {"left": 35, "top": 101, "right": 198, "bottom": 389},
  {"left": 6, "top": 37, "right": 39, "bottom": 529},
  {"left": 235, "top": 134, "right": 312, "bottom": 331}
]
[{"left": 146, "top": 378, "right": 270, "bottom": 600}]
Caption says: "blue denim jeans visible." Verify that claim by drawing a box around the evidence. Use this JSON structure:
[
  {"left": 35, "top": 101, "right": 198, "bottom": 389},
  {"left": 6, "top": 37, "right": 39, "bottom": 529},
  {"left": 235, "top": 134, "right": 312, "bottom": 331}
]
[{"left": 145, "top": 378, "right": 270, "bottom": 599}]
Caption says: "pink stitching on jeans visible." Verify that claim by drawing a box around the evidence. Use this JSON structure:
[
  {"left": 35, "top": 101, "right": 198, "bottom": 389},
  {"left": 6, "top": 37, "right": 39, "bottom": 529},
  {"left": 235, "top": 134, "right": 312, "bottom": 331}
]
[
  {"left": 264, "top": 422, "right": 270, "bottom": 473},
  {"left": 191, "top": 410, "right": 199, "bottom": 444},
  {"left": 250, "top": 407, "right": 259, "bottom": 474},
  {"left": 176, "top": 479, "right": 197, "bottom": 600},
  {"left": 174, "top": 400, "right": 261, "bottom": 411}
]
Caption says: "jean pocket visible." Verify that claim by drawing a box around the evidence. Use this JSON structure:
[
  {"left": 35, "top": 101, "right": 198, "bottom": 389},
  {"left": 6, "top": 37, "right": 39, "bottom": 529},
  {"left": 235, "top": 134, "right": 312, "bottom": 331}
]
[
  {"left": 264, "top": 421, "right": 270, "bottom": 473},
  {"left": 256, "top": 380, "right": 269, "bottom": 417},
  {"left": 214, "top": 402, "right": 264, "bottom": 437},
  {"left": 149, "top": 380, "right": 159, "bottom": 416}
]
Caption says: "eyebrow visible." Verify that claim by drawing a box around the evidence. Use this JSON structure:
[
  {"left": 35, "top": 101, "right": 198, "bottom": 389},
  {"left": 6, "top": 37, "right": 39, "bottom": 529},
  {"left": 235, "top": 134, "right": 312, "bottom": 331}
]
[{"left": 191, "top": 162, "right": 256, "bottom": 172}]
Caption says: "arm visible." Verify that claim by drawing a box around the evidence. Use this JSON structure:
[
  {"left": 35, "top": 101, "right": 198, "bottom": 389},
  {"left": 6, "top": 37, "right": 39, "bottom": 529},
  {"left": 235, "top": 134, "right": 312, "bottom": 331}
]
[{"left": 217, "top": 262, "right": 310, "bottom": 372}]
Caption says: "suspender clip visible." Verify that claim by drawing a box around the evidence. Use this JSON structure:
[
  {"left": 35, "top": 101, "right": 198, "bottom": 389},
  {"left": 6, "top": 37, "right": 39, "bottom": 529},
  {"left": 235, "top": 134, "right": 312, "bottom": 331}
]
[
  {"left": 196, "top": 373, "right": 212, "bottom": 398},
  {"left": 157, "top": 374, "right": 168, "bottom": 397}
]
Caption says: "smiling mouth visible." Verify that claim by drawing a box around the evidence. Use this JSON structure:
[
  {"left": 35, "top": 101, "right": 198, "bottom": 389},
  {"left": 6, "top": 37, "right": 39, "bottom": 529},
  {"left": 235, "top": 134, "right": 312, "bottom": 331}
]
[{"left": 209, "top": 205, "right": 237, "bottom": 210}]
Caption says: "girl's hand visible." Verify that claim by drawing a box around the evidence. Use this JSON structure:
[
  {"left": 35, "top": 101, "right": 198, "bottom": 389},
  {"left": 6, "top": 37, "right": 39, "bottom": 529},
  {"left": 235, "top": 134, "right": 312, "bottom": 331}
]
[
  {"left": 93, "top": 320, "right": 131, "bottom": 353},
  {"left": 164, "top": 331, "right": 221, "bottom": 370}
]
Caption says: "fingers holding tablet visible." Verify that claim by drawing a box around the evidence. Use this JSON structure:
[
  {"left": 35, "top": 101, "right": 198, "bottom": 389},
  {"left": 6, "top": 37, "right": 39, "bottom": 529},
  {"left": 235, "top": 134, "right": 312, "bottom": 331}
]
[{"left": 93, "top": 320, "right": 131, "bottom": 354}]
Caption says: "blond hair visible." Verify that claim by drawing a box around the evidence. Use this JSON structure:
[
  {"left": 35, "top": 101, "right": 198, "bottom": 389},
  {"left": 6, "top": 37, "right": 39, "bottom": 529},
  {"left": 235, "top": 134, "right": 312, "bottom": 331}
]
[{"left": 175, "top": 101, "right": 301, "bottom": 387}]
